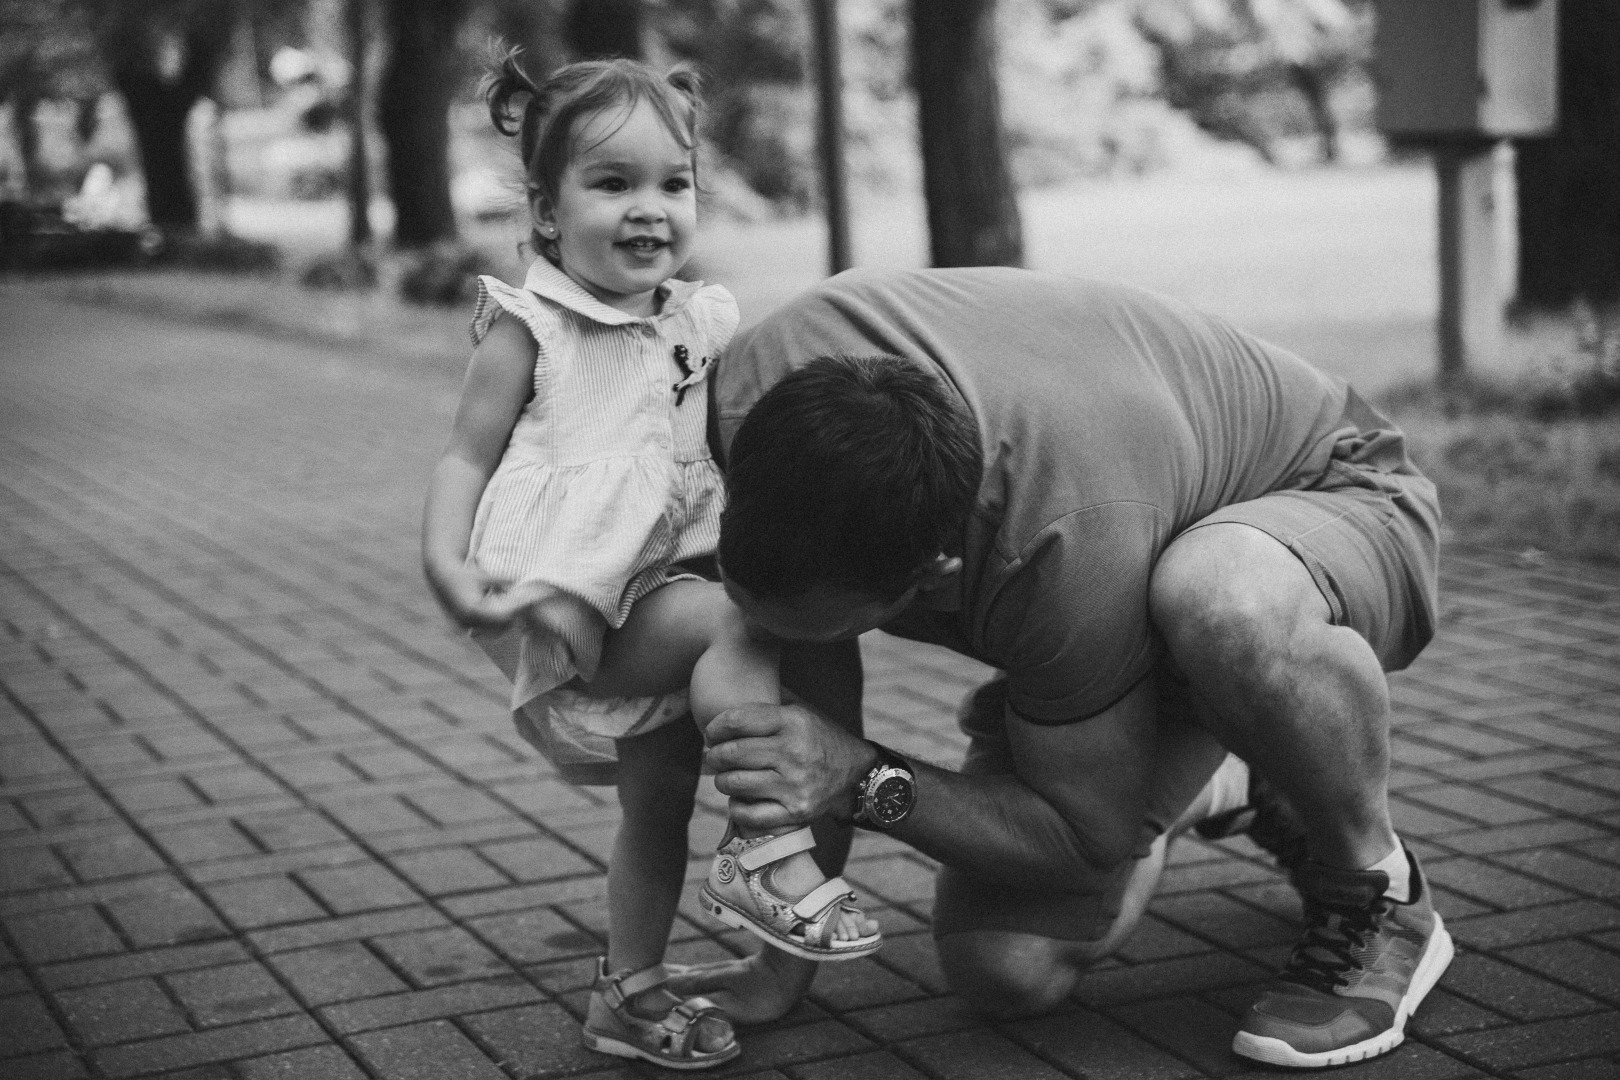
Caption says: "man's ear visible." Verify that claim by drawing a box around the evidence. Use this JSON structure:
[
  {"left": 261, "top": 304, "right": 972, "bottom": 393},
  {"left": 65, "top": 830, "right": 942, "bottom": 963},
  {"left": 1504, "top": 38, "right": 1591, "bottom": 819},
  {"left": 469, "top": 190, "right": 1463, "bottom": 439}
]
[{"left": 916, "top": 554, "right": 962, "bottom": 592}]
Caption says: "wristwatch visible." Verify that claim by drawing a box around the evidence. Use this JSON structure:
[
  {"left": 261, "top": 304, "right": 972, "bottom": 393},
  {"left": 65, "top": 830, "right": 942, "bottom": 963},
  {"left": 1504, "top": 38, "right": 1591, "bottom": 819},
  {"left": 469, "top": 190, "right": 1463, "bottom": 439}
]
[{"left": 852, "top": 743, "right": 916, "bottom": 830}]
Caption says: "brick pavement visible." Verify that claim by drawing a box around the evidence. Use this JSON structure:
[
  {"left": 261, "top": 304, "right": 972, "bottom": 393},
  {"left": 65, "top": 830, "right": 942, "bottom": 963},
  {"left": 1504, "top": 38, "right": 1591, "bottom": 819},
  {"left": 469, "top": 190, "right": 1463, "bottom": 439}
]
[{"left": 1, "top": 288, "right": 1617, "bottom": 1079}]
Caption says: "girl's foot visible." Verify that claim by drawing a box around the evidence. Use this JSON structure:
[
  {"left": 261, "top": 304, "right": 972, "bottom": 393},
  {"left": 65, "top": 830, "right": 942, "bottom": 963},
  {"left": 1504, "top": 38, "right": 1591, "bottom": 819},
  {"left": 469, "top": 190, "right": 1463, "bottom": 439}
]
[
  {"left": 665, "top": 949, "right": 816, "bottom": 1025},
  {"left": 701, "top": 827, "right": 882, "bottom": 961},
  {"left": 583, "top": 960, "right": 739, "bottom": 1069}
]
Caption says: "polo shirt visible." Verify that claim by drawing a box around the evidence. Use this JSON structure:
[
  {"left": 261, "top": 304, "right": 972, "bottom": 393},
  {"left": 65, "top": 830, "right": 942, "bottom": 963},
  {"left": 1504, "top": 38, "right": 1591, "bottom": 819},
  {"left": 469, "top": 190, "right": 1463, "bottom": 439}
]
[{"left": 715, "top": 267, "right": 1403, "bottom": 724}]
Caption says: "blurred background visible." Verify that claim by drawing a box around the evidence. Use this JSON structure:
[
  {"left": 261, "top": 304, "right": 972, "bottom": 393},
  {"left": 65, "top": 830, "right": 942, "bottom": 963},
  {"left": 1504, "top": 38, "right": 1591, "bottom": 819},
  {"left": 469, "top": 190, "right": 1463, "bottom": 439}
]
[{"left": 1, "top": 0, "right": 1617, "bottom": 561}]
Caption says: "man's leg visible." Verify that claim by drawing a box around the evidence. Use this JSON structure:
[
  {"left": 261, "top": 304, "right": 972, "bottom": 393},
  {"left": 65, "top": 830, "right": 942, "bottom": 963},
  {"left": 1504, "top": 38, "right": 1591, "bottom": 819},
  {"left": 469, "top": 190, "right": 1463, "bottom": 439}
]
[
  {"left": 934, "top": 676, "right": 1230, "bottom": 1018},
  {"left": 1150, "top": 518, "right": 1451, "bottom": 1068}
]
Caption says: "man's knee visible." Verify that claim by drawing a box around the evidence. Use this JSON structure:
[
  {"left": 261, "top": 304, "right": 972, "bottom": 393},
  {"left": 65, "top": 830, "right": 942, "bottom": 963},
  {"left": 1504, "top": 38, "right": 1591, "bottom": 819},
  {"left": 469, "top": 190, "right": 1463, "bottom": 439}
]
[
  {"left": 937, "top": 931, "right": 1101, "bottom": 1020},
  {"left": 1150, "top": 524, "right": 1326, "bottom": 672}
]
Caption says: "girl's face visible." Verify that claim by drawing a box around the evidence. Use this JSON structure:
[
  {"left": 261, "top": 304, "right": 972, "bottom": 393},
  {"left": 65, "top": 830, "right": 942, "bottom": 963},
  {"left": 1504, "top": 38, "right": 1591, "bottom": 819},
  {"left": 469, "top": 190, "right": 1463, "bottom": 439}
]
[{"left": 534, "top": 99, "right": 698, "bottom": 317}]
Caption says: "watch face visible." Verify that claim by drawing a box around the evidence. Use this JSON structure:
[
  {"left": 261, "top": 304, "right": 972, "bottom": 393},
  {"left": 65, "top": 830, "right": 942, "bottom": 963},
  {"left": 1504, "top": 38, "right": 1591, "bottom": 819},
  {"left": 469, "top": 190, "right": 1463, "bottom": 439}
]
[{"left": 869, "top": 773, "right": 914, "bottom": 825}]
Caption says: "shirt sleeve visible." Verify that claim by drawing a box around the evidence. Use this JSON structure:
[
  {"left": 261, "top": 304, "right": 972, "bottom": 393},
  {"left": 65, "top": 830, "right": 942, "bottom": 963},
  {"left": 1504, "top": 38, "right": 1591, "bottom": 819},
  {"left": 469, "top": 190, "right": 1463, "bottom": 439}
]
[{"left": 982, "top": 501, "right": 1168, "bottom": 725}]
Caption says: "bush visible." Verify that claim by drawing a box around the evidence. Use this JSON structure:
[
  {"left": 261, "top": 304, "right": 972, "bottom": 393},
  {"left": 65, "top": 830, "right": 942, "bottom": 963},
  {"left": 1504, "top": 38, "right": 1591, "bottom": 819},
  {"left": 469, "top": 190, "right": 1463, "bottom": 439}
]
[{"left": 396, "top": 243, "right": 494, "bottom": 306}]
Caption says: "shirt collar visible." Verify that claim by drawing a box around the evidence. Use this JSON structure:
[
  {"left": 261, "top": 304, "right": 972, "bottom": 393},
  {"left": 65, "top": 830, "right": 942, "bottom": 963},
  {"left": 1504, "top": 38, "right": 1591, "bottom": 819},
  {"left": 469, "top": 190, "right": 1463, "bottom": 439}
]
[{"left": 522, "top": 257, "right": 702, "bottom": 325}]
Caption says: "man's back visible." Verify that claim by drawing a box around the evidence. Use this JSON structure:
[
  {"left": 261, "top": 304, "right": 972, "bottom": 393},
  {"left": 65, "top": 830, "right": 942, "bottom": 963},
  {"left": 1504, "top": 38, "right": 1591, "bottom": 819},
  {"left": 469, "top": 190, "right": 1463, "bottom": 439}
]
[{"left": 716, "top": 267, "right": 1410, "bottom": 722}]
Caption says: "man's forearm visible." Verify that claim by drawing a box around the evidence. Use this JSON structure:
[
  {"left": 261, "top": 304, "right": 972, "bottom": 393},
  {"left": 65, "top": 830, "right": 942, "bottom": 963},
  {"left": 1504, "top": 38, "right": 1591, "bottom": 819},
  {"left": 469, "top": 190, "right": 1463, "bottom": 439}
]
[{"left": 886, "top": 757, "right": 1126, "bottom": 894}]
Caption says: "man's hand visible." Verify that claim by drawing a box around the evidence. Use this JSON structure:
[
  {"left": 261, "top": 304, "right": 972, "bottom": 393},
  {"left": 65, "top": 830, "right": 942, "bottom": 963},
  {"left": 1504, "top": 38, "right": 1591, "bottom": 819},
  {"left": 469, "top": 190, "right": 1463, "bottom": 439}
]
[{"left": 704, "top": 703, "right": 877, "bottom": 830}]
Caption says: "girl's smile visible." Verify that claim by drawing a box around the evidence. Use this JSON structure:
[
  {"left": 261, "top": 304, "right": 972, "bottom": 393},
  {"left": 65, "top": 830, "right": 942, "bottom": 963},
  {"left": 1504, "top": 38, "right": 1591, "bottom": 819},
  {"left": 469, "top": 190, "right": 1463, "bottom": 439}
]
[{"left": 535, "top": 99, "right": 698, "bottom": 317}]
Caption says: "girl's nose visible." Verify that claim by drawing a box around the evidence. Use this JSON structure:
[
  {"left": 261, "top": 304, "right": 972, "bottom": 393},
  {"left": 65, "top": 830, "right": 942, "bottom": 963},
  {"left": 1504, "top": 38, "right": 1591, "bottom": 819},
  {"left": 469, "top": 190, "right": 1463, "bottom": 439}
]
[{"left": 626, "top": 197, "right": 665, "bottom": 222}]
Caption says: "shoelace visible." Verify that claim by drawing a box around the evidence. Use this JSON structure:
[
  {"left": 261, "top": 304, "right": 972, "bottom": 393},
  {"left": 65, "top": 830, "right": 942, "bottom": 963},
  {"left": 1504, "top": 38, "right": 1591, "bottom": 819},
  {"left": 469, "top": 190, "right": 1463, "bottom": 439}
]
[{"left": 1283, "top": 898, "right": 1386, "bottom": 992}]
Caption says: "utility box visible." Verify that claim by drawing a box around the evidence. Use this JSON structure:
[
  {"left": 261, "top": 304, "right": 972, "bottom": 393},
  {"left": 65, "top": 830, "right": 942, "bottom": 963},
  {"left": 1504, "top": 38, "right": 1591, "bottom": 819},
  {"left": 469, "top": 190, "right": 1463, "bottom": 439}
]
[{"left": 1374, "top": 0, "right": 1558, "bottom": 138}]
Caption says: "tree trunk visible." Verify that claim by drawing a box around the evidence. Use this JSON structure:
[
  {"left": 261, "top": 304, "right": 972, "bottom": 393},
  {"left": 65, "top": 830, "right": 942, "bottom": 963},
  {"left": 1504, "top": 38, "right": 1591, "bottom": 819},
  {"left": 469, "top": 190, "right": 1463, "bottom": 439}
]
[
  {"left": 911, "top": 0, "right": 1022, "bottom": 268},
  {"left": 92, "top": 1, "right": 235, "bottom": 234},
  {"left": 565, "top": 0, "right": 642, "bottom": 60},
  {"left": 345, "top": 0, "right": 371, "bottom": 247},
  {"left": 377, "top": 0, "right": 468, "bottom": 249},
  {"left": 1514, "top": 0, "right": 1620, "bottom": 311}
]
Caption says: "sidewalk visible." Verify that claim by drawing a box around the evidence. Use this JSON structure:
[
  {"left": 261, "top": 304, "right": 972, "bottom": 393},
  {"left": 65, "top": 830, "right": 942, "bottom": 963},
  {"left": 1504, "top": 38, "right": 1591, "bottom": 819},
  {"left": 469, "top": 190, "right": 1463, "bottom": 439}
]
[{"left": 1, "top": 289, "right": 1617, "bottom": 1080}]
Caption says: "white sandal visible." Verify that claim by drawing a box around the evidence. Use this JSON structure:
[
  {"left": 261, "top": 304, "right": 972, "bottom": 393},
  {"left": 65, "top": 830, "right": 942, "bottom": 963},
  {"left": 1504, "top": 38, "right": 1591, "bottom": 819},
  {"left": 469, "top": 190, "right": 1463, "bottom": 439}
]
[
  {"left": 581, "top": 959, "right": 739, "bottom": 1070},
  {"left": 699, "top": 826, "right": 881, "bottom": 962}
]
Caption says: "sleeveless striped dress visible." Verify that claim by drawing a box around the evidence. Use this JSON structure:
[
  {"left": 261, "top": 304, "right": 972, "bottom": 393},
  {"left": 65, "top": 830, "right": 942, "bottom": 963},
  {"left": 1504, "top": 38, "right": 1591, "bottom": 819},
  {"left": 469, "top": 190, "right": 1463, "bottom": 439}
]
[{"left": 467, "top": 258, "right": 738, "bottom": 784}]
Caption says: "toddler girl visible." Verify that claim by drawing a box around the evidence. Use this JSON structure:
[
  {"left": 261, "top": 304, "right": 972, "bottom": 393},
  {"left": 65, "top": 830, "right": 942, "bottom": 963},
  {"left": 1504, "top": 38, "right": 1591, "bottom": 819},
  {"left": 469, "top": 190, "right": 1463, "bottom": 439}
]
[{"left": 422, "top": 52, "right": 879, "bottom": 1070}]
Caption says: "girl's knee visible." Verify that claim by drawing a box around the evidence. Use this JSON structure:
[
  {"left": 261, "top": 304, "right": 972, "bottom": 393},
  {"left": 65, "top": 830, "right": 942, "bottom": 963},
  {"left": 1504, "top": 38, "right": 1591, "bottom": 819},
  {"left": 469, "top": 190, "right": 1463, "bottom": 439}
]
[{"left": 936, "top": 931, "right": 1091, "bottom": 1020}]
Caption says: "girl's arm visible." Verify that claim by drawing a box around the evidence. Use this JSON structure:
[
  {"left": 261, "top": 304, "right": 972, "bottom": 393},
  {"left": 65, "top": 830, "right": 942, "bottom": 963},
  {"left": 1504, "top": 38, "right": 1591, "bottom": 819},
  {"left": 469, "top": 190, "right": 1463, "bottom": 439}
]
[{"left": 422, "top": 314, "right": 538, "bottom": 629}]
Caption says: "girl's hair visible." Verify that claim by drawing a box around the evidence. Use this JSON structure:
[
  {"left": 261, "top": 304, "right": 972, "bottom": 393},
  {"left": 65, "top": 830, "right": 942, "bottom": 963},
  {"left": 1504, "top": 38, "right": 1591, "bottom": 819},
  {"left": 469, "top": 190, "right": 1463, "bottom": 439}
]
[{"left": 482, "top": 48, "right": 704, "bottom": 265}]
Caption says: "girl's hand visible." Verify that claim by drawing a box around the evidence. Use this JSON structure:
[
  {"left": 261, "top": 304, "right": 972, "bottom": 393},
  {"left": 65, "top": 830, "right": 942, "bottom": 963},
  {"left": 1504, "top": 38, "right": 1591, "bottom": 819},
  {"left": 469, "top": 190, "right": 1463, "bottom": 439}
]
[{"left": 427, "top": 563, "right": 527, "bottom": 631}]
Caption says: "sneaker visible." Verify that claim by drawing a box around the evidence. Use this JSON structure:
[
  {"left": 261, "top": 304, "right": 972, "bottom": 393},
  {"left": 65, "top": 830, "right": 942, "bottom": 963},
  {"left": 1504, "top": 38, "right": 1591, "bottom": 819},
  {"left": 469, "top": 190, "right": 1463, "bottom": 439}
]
[
  {"left": 1233, "top": 846, "right": 1454, "bottom": 1068},
  {"left": 1195, "top": 770, "right": 1309, "bottom": 871}
]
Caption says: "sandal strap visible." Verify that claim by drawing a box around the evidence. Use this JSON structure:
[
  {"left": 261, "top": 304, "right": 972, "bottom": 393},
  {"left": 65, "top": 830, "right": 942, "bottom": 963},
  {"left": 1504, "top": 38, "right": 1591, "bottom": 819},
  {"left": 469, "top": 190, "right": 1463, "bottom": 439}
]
[
  {"left": 791, "top": 876, "right": 856, "bottom": 922},
  {"left": 599, "top": 960, "right": 668, "bottom": 1009},
  {"left": 737, "top": 826, "right": 817, "bottom": 872}
]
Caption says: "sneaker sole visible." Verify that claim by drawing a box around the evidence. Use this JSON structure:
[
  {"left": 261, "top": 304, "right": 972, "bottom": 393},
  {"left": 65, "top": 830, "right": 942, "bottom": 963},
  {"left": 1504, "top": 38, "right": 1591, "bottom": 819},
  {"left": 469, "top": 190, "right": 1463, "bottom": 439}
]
[
  {"left": 699, "top": 885, "right": 881, "bottom": 962},
  {"left": 1232, "top": 911, "right": 1456, "bottom": 1069}
]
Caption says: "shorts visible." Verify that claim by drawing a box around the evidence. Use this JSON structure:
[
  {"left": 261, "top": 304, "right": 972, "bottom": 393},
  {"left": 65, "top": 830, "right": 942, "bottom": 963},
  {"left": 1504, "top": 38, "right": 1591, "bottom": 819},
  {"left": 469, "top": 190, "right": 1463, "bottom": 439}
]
[
  {"left": 932, "top": 451, "right": 1442, "bottom": 942},
  {"left": 1184, "top": 451, "right": 1442, "bottom": 673}
]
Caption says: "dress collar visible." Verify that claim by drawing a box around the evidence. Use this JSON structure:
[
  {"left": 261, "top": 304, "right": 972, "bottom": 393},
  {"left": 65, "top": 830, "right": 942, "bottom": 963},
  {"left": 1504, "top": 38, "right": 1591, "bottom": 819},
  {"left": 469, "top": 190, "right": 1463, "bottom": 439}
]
[{"left": 522, "top": 257, "right": 702, "bottom": 325}]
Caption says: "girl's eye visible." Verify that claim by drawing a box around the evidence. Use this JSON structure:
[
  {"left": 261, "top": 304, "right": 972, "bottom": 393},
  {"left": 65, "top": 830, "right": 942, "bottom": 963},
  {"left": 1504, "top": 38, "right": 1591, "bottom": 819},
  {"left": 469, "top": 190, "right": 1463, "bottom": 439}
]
[
  {"left": 664, "top": 177, "right": 692, "bottom": 194},
  {"left": 595, "top": 177, "right": 627, "bottom": 192}
]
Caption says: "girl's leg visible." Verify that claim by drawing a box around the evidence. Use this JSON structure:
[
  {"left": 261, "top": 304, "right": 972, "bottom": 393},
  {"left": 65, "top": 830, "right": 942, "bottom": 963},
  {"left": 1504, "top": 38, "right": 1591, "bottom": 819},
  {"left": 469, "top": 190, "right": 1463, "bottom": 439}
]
[
  {"left": 592, "top": 582, "right": 875, "bottom": 945},
  {"left": 604, "top": 720, "right": 731, "bottom": 1053}
]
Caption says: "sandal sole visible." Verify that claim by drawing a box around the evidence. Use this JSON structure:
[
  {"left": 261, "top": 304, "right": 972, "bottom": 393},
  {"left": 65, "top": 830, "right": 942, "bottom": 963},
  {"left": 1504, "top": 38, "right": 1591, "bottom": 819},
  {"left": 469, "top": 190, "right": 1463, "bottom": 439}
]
[
  {"left": 700, "top": 884, "right": 881, "bottom": 962},
  {"left": 582, "top": 1027, "right": 740, "bottom": 1071}
]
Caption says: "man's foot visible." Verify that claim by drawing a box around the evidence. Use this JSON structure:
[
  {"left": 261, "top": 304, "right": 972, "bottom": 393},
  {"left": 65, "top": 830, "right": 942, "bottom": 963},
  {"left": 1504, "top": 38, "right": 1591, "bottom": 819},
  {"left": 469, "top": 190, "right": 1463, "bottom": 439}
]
[
  {"left": 1233, "top": 846, "right": 1454, "bottom": 1069},
  {"left": 664, "top": 949, "right": 816, "bottom": 1025},
  {"left": 1195, "top": 768, "right": 1309, "bottom": 871}
]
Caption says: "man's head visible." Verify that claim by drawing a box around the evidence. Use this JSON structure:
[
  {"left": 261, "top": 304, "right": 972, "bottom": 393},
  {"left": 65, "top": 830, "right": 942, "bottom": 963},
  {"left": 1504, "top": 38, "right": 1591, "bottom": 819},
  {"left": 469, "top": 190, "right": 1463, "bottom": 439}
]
[{"left": 719, "top": 354, "right": 981, "bottom": 638}]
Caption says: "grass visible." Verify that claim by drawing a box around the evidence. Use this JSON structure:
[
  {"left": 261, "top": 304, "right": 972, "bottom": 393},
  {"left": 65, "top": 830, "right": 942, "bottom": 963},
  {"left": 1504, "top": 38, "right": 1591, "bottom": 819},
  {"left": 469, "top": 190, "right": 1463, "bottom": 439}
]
[{"left": 1379, "top": 333, "right": 1620, "bottom": 566}]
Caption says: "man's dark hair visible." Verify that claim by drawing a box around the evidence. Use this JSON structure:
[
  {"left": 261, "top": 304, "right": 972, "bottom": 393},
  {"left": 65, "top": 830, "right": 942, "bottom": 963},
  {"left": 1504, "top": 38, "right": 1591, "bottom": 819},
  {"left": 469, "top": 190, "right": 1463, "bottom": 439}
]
[{"left": 720, "top": 355, "right": 982, "bottom": 601}]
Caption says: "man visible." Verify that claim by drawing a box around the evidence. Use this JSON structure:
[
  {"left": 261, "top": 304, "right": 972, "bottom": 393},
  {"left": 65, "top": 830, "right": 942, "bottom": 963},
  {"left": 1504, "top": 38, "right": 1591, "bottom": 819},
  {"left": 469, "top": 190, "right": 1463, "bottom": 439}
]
[{"left": 674, "top": 266, "right": 1451, "bottom": 1069}]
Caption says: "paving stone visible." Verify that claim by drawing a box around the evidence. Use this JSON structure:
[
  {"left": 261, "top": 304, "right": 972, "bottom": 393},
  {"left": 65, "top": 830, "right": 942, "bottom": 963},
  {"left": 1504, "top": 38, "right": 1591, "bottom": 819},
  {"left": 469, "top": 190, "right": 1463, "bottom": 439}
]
[
  {"left": 5, "top": 906, "right": 125, "bottom": 964},
  {"left": 235, "top": 1043, "right": 368, "bottom": 1080},
  {"left": 54, "top": 976, "right": 191, "bottom": 1046},
  {"left": 1443, "top": 953, "right": 1601, "bottom": 1021},
  {"left": 165, "top": 961, "right": 301, "bottom": 1026},
  {"left": 348, "top": 1018, "right": 509, "bottom": 1080},
  {"left": 297, "top": 862, "right": 419, "bottom": 914},
  {"left": 0, "top": 992, "right": 69, "bottom": 1056},
  {"left": 40, "top": 940, "right": 249, "bottom": 992},
  {"left": 1008, "top": 1006, "right": 1201, "bottom": 1079},
  {"left": 459, "top": 1002, "right": 608, "bottom": 1078},
  {"left": 1449, "top": 901, "right": 1620, "bottom": 950},
  {"left": 150, "top": 821, "right": 260, "bottom": 864},
  {"left": 92, "top": 1014, "right": 325, "bottom": 1078},
  {"left": 103, "top": 884, "right": 229, "bottom": 947},
  {"left": 248, "top": 905, "right": 447, "bottom": 955},
  {"left": 900, "top": 1028, "right": 1067, "bottom": 1080},
  {"left": 266, "top": 941, "right": 409, "bottom": 1007},
  {"left": 0, "top": 847, "right": 75, "bottom": 892},
  {"left": 202, "top": 876, "right": 325, "bottom": 930},
  {"left": 1436, "top": 1010, "right": 1620, "bottom": 1071},
  {"left": 54, "top": 833, "right": 167, "bottom": 881},
  {"left": 1501, "top": 940, "right": 1620, "bottom": 1004},
  {"left": 464, "top": 905, "right": 598, "bottom": 966},
  {"left": 475, "top": 835, "right": 596, "bottom": 881},
  {"left": 388, "top": 846, "right": 507, "bottom": 896}
]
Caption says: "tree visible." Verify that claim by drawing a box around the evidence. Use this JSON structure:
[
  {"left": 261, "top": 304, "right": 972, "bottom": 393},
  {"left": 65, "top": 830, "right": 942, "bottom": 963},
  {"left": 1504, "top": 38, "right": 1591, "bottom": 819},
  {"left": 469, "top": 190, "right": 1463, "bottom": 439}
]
[
  {"left": 911, "top": 0, "right": 1023, "bottom": 267},
  {"left": 84, "top": 0, "right": 237, "bottom": 232},
  {"left": 565, "top": 0, "right": 643, "bottom": 60},
  {"left": 376, "top": 0, "right": 470, "bottom": 248},
  {"left": 1514, "top": 0, "right": 1620, "bottom": 313}
]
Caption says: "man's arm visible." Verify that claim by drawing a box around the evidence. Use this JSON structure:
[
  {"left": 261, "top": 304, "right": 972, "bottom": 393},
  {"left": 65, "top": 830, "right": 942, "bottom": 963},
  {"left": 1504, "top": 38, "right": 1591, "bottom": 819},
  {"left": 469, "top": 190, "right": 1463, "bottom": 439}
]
[{"left": 706, "top": 671, "right": 1217, "bottom": 894}]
